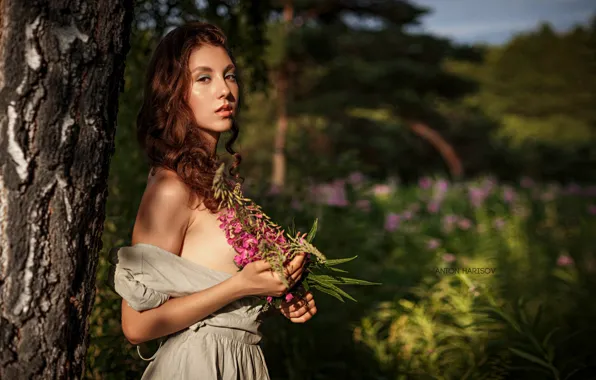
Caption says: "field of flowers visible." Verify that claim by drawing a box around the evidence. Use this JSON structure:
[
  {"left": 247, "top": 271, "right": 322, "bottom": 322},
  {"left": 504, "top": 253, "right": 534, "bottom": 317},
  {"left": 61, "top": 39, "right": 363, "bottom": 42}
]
[
  {"left": 87, "top": 172, "right": 596, "bottom": 380},
  {"left": 256, "top": 174, "right": 596, "bottom": 380}
]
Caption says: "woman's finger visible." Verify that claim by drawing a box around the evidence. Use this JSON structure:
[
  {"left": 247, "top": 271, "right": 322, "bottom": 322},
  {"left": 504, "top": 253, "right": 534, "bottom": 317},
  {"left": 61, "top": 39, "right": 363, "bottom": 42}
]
[
  {"left": 287, "top": 304, "right": 317, "bottom": 321},
  {"left": 281, "top": 293, "right": 313, "bottom": 309},
  {"left": 280, "top": 293, "right": 314, "bottom": 313},
  {"left": 255, "top": 260, "right": 272, "bottom": 272},
  {"left": 284, "top": 254, "right": 305, "bottom": 278}
]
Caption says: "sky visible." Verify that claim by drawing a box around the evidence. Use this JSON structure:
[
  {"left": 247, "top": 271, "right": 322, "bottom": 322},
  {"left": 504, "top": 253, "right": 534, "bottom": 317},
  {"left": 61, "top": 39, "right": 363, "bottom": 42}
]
[{"left": 410, "top": 0, "right": 595, "bottom": 44}]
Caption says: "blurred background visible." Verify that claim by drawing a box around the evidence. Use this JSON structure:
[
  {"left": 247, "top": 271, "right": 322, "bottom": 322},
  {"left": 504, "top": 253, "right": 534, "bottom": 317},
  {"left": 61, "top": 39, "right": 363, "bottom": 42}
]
[{"left": 88, "top": 1, "right": 596, "bottom": 379}]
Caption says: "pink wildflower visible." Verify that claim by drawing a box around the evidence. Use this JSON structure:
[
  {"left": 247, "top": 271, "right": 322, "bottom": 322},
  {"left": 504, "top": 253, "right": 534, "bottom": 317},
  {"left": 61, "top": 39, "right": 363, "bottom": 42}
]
[
  {"left": 285, "top": 293, "right": 294, "bottom": 303},
  {"left": 418, "top": 177, "right": 432, "bottom": 190},
  {"left": 557, "top": 255, "right": 574, "bottom": 267},
  {"left": 348, "top": 171, "right": 365, "bottom": 186},
  {"left": 355, "top": 199, "right": 371, "bottom": 212},
  {"left": 427, "top": 239, "right": 440, "bottom": 250},
  {"left": 385, "top": 213, "right": 400, "bottom": 232},
  {"left": 427, "top": 201, "right": 440, "bottom": 214},
  {"left": 458, "top": 218, "right": 472, "bottom": 230}
]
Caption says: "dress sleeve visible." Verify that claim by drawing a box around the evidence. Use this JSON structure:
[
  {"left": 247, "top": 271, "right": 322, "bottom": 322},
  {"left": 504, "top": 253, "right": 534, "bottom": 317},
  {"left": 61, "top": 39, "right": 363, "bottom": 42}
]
[{"left": 106, "top": 246, "right": 170, "bottom": 311}]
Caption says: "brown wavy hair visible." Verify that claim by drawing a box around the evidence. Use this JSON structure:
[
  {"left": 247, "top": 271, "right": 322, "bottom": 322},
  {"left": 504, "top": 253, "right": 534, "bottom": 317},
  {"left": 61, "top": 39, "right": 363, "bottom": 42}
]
[{"left": 136, "top": 22, "right": 243, "bottom": 213}]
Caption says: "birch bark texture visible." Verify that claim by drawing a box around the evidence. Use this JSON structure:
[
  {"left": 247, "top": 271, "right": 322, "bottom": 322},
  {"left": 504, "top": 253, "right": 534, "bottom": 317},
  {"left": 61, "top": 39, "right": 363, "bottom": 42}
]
[{"left": 0, "top": 0, "right": 133, "bottom": 378}]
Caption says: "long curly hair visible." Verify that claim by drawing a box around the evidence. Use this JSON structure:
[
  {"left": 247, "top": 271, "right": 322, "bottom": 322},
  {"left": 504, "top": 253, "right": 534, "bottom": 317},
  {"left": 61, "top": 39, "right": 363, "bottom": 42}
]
[{"left": 136, "top": 22, "right": 243, "bottom": 213}]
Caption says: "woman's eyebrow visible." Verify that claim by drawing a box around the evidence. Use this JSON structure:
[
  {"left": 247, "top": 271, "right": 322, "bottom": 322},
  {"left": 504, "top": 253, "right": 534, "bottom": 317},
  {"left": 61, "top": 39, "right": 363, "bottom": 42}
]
[
  {"left": 191, "top": 64, "right": 235, "bottom": 74},
  {"left": 192, "top": 66, "right": 212, "bottom": 73}
]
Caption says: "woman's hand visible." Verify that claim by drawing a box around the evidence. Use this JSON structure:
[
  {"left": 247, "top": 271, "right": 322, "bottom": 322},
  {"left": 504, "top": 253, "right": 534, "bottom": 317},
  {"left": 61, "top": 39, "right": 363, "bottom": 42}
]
[
  {"left": 283, "top": 252, "right": 307, "bottom": 290},
  {"left": 238, "top": 252, "right": 307, "bottom": 297},
  {"left": 279, "top": 291, "right": 317, "bottom": 323}
]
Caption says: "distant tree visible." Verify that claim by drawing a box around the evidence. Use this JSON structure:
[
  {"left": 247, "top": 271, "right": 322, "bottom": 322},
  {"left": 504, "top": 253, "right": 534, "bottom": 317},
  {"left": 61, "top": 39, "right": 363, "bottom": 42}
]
[
  {"left": 473, "top": 19, "right": 596, "bottom": 147},
  {"left": 0, "top": 1, "right": 133, "bottom": 378},
  {"left": 264, "top": 0, "right": 481, "bottom": 184}
]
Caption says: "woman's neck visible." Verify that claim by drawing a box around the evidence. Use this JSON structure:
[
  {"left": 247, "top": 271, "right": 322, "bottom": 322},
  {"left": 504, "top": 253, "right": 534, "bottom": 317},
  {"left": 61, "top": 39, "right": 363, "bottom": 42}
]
[{"left": 200, "top": 130, "right": 220, "bottom": 157}]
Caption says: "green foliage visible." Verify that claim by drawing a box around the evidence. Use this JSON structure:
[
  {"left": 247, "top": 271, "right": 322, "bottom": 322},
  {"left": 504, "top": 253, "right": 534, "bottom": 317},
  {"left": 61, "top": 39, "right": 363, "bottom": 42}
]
[
  {"left": 452, "top": 20, "right": 596, "bottom": 148},
  {"left": 353, "top": 177, "right": 596, "bottom": 379}
]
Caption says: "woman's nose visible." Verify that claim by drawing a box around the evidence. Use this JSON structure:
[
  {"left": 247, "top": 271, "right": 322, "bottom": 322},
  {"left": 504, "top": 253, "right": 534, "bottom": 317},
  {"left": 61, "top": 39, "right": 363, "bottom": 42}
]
[{"left": 218, "top": 79, "right": 230, "bottom": 98}]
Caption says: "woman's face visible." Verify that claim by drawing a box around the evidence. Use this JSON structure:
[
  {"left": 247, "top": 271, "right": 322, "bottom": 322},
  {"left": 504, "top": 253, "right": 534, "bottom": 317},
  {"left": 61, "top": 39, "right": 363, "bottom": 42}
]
[{"left": 187, "top": 44, "right": 239, "bottom": 133}]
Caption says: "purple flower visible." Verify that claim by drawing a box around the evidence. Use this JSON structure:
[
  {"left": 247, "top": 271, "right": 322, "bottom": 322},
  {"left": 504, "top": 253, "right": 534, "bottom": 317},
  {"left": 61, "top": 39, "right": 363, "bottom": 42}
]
[
  {"left": 584, "top": 186, "right": 596, "bottom": 197},
  {"left": 327, "top": 190, "right": 348, "bottom": 207},
  {"left": 355, "top": 199, "right": 371, "bottom": 212},
  {"left": 427, "top": 239, "right": 441, "bottom": 250},
  {"left": 469, "top": 187, "right": 487, "bottom": 208},
  {"left": 373, "top": 184, "right": 391, "bottom": 196},
  {"left": 588, "top": 204, "right": 596, "bottom": 215},
  {"left": 493, "top": 218, "right": 506, "bottom": 230},
  {"left": 565, "top": 183, "right": 581, "bottom": 195},
  {"left": 502, "top": 186, "right": 516, "bottom": 203},
  {"left": 435, "top": 179, "right": 449, "bottom": 193},
  {"left": 442, "top": 253, "right": 456, "bottom": 263},
  {"left": 316, "top": 183, "right": 349, "bottom": 207},
  {"left": 520, "top": 176, "right": 535, "bottom": 188},
  {"left": 385, "top": 213, "right": 400, "bottom": 232},
  {"left": 482, "top": 177, "right": 497, "bottom": 192},
  {"left": 348, "top": 171, "right": 365, "bottom": 186},
  {"left": 541, "top": 191, "right": 556, "bottom": 202},
  {"left": 402, "top": 210, "right": 413, "bottom": 220},
  {"left": 427, "top": 201, "right": 440, "bottom": 214},
  {"left": 457, "top": 218, "right": 472, "bottom": 230},
  {"left": 418, "top": 177, "right": 433, "bottom": 190},
  {"left": 408, "top": 203, "right": 420, "bottom": 213},
  {"left": 442, "top": 214, "right": 458, "bottom": 232},
  {"left": 444, "top": 214, "right": 458, "bottom": 224},
  {"left": 291, "top": 198, "right": 303, "bottom": 210},
  {"left": 557, "top": 255, "right": 574, "bottom": 267}
]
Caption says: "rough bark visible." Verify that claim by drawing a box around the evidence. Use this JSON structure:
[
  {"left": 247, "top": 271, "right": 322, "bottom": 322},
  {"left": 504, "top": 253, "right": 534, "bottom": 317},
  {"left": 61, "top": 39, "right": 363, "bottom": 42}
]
[
  {"left": 270, "top": 0, "right": 293, "bottom": 192},
  {"left": 408, "top": 121, "right": 464, "bottom": 179},
  {"left": 0, "top": 0, "right": 133, "bottom": 378}
]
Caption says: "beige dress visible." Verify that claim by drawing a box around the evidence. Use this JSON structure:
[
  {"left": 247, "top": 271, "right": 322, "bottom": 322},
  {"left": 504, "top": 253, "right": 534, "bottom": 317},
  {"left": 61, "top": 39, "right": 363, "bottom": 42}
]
[{"left": 108, "top": 243, "right": 271, "bottom": 380}]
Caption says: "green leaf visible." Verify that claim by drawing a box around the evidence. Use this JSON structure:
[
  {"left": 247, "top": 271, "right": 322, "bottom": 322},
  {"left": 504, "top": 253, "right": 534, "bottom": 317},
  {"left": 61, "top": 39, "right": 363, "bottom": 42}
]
[
  {"left": 517, "top": 297, "right": 530, "bottom": 326},
  {"left": 532, "top": 303, "right": 544, "bottom": 330},
  {"left": 326, "top": 266, "right": 349, "bottom": 274},
  {"left": 508, "top": 348, "right": 553, "bottom": 371},
  {"left": 477, "top": 306, "right": 522, "bottom": 334},
  {"left": 303, "top": 281, "right": 310, "bottom": 292},
  {"left": 508, "top": 365, "right": 553, "bottom": 376},
  {"left": 311, "top": 284, "right": 345, "bottom": 302},
  {"left": 309, "top": 274, "right": 381, "bottom": 286},
  {"left": 325, "top": 256, "right": 359, "bottom": 266},
  {"left": 308, "top": 276, "right": 357, "bottom": 302},
  {"left": 306, "top": 219, "right": 318, "bottom": 242}
]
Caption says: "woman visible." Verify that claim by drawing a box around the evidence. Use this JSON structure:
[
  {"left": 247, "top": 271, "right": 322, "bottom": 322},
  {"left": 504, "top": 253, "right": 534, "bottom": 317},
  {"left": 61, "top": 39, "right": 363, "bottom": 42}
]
[{"left": 110, "top": 22, "right": 317, "bottom": 379}]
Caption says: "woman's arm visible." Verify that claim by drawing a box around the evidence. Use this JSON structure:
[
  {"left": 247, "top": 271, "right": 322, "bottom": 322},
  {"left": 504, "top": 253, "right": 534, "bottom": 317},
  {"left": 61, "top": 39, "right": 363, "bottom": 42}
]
[{"left": 121, "top": 173, "right": 247, "bottom": 345}]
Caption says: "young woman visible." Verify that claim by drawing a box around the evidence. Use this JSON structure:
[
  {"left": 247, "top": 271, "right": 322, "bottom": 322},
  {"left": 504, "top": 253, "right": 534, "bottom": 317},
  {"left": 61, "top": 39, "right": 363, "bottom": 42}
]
[{"left": 112, "top": 22, "right": 317, "bottom": 379}]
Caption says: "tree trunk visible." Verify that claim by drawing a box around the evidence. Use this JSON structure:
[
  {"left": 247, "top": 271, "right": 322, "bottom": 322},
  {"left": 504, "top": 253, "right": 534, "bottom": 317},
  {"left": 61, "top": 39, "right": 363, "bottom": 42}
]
[
  {"left": 270, "top": 0, "right": 293, "bottom": 193},
  {"left": 408, "top": 121, "right": 464, "bottom": 179},
  {"left": 0, "top": 1, "right": 133, "bottom": 379}
]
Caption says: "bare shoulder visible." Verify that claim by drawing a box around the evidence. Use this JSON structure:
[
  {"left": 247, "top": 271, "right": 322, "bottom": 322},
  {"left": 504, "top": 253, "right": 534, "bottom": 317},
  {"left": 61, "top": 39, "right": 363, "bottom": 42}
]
[{"left": 131, "top": 168, "right": 194, "bottom": 253}]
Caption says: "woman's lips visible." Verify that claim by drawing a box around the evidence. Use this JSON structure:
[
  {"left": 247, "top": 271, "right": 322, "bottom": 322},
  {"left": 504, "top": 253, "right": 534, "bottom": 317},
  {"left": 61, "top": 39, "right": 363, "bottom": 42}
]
[{"left": 215, "top": 109, "right": 233, "bottom": 117}]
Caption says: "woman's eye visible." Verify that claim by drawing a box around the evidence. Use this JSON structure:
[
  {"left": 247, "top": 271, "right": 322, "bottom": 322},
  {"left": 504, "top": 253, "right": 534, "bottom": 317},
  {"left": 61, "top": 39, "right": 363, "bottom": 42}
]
[
  {"left": 197, "top": 75, "right": 211, "bottom": 83},
  {"left": 225, "top": 73, "right": 237, "bottom": 82}
]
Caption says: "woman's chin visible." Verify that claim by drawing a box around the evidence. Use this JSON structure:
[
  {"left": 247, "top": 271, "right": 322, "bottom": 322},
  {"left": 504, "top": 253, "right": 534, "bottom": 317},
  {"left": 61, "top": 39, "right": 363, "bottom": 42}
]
[{"left": 201, "top": 120, "right": 234, "bottom": 133}]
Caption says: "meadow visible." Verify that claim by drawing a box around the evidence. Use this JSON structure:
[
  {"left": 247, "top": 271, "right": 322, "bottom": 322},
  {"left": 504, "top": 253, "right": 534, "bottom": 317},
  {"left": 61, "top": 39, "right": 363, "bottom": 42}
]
[{"left": 87, "top": 173, "right": 596, "bottom": 379}]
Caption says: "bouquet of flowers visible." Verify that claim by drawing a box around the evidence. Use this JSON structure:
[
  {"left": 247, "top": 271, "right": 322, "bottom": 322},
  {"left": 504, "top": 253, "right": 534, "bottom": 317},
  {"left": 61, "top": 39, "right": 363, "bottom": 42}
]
[{"left": 213, "top": 163, "right": 381, "bottom": 312}]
